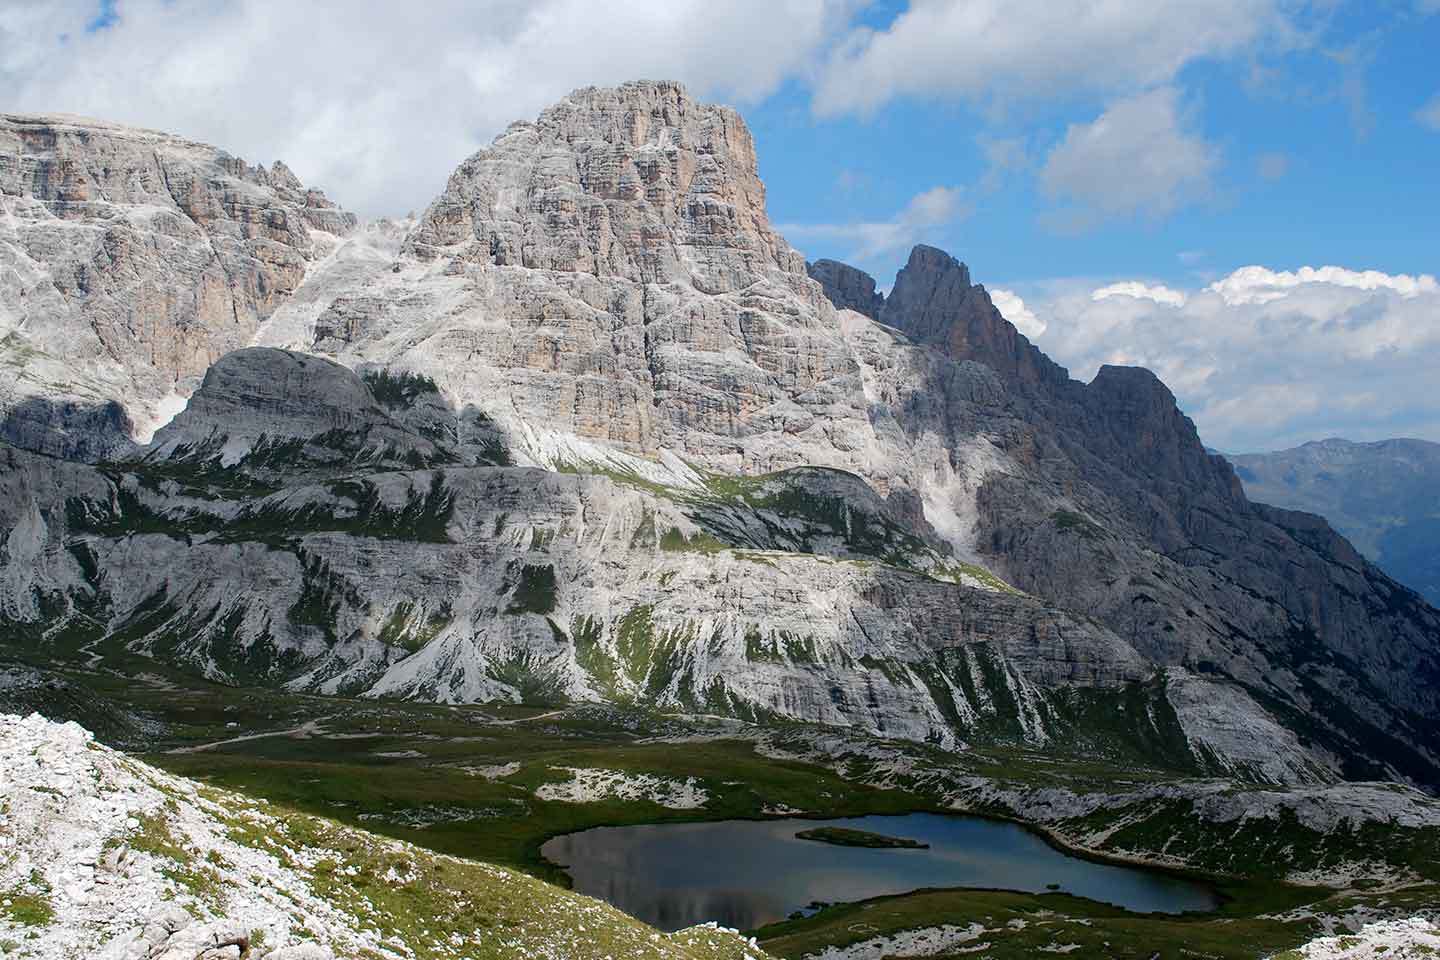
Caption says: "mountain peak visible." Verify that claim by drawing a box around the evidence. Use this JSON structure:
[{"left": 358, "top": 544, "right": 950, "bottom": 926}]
[
  {"left": 881, "top": 244, "right": 1067, "bottom": 392},
  {"left": 404, "top": 80, "right": 804, "bottom": 291},
  {"left": 903, "top": 244, "right": 972, "bottom": 286}
]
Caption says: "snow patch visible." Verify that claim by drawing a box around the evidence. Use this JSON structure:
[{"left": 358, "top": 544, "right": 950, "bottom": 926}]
[{"left": 129, "top": 389, "right": 191, "bottom": 445}]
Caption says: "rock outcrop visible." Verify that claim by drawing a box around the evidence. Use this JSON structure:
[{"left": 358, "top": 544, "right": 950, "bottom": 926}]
[
  {"left": 807, "top": 258, "right": 884, "bottom": 320},
  {"left": 0, "top": 357, "right": 1169, "bottom": 754},
  {"left": 255, "top": 81, "right": 876, "bottom": 479}
]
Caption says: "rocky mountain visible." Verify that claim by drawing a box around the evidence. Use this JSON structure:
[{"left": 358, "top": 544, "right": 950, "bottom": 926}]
[
  {"left": 0, "top": 112, "right": 356, "bottom": 460},
  {"left": 1232, "top": 438, "right": 1440, "bottom": 607},
  {"left": 0, "top": 82, "right": 1437, "bottom": 791}
]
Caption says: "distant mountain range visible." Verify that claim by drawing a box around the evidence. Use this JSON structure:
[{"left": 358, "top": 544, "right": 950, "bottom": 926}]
[{"left": 1231, "top": 438, "right": 1440, "bottom": 606}]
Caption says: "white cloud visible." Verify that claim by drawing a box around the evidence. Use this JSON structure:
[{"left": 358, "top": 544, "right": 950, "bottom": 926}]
[
  {"left": 0, "top": 0, "right": 848, "bottom": 217},
  {"left": 1039, "top": 87, "right": 1219, "bottom": 223},
  {"left": 1208, "top": 265, "right": 1439, "bottom": 305},
  {"left": 812, "top": 0, "right": 1298, "bottom": 115},
  {"left": 1092, "top": 281, "right": 1187, "bottom": 308},
  {"left": 1029, "top": 265, "right": 1440, "bottom": 450},
  {"left": 781, "top": 185, "right": 968, "bottom": 264},
  {"left": 1417, "top": 93, "right": 1440, "bottom": 131},
  {"left": 989, "top": 289, "right": 1045, "bottom": 338}
]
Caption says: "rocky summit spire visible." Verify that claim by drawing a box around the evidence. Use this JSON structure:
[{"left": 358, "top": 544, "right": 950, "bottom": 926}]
[
  {"left": 874, "top": 244, "right": 1242, "bottom": 509},
  {"left": 405, "top": 80, "right": 806, "bottom": 293},
  {"left": 881, "top": 244, "right": 1068, "bottom": 393}
]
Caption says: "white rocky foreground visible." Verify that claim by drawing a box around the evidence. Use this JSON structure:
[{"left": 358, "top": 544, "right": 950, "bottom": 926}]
[
  {"left": 0, "top": 713, "right": 765, "bottom": 960},
  {"left": 803, "top": 922, "right": 987, "bottom": 959},
  {"left": 535, "top": 767, "right": 708, "bottom": 809},
  {"left": 1275, "top": 918, "right": 1440, "bottom": 959}
]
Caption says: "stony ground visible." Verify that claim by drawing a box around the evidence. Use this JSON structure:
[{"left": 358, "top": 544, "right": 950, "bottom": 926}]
[
  {"left": 1273, "top": 918, "right": 1440, "bottom": 959},
  {"left": 0, "top": 712, "right": 769, "bottom": 960}
]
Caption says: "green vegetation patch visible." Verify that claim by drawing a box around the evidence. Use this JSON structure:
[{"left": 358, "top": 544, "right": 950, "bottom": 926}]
[
  {"left": 757, "top": 884, "right": 1329, "bottom": 960},
  {"left": 794, "top": 826, "right": 928, "bottom": 849},
  {"left": 0, "top": 883, "right": 54, "bottom": 928},
  {"left": 659, "top": 527, "right": 728, "bottom": 554},
  {"left": 1051, "top": 509, "right": 1107, "bottom": 541},
  {"left": 363, "top": 369, "right": 440, "bottom": 407},
  {"left": 121, "top": 808, "right": 225, "bottom": 907},
  {"left": 507, "top": 565, "right": 559, "bottom": 615}
]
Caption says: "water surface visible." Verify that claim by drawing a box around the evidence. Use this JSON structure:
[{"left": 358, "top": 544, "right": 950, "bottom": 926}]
[{"left": 542, "top": 813, "right": 1220, "bottom": 931}]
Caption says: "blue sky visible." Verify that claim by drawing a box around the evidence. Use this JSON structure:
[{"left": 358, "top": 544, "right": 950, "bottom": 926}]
[
  {"left": 747, "top": 3, "right": 1439, "bottom": 293},
  {"left": 2, "top": 0, "right": 1438, "bottom": 451}
]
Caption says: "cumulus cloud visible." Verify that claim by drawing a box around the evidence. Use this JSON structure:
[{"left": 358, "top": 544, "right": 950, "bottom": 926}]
[
  {"left": 1207, "top": 265, "right": 1439, "bottom": 305},
  {"left": 1039, "top": 87, "right": 1219, "bottom": 224},
  {"left": 780, "top": 185, "right": 968, "bottom": 266},
  {"left": 1092, "top": 281, "right": 1188, "bottom": 307},
  {"left": 0, "top": 0, "right": 847, "bottom": 216},
  {"left": 1418, "top": 93, "right": 1440, "bottom": 131},
  {"left": 1028, "top": 265, "right": 1440, "bottom": 450},
  {"left": 989, "top": 289, "right": 1045, "bottom": 338},
  {"left": 812, "top": 0, "right": 1297, "bottom": 115}
]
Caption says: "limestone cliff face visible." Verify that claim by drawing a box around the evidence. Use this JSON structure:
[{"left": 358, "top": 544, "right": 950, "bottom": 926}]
[
  {"left": 406, "top": 81, "right": 804, "bottom": 290},
  {"left": 0, "top": 113, "right": 355, "bottom": 457},
  {"left": 0, "top": 348, "right": 1178, "bottom": 760},
  {"left": 269, "top": 82, "right": 869, "bottom": 477}
]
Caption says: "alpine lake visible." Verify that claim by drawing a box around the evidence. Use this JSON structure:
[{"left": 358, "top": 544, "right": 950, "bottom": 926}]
[{"left": 543, "top": 812, "right": 1220, "bottom": 931}]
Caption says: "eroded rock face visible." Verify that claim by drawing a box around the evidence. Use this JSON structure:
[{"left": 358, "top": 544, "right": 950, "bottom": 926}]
[
  {"left": 405, "top": 81, "right": 802, "bottom": 289},
  {"left": 883, "top": 245, "right": 1070, "bottom": 395},
  {"left": 873, "top": 243, "right": 1440, "bottom": 786},
  {"left": 0, "top": 113, "right": 356, "bottom": 457},
  {"left": 0, "top": 436, "right": 1155, "bottom": 753},
  {"left": 263, "top": 81, "right": 873, "bottom": 478},
  {"left": 807, "top": 259, "right": 884, "bottom": 320}
]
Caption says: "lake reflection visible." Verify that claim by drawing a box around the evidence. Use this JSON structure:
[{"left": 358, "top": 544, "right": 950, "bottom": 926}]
[{"left": 541, "top": 813, "right": 1219, "bottom": 932}]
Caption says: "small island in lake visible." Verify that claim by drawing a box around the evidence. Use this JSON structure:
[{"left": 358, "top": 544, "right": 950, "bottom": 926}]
[{"left": 794, "top": 827, "right": 930, "bottom": 849}]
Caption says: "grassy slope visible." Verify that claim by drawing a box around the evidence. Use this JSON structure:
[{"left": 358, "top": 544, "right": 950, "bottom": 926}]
[
  {"left": 756, "top": 883, "right": 1440, "bottom": 960},
  {"left": 5, "top": 654, "right": 1436, "bottom": 960}
]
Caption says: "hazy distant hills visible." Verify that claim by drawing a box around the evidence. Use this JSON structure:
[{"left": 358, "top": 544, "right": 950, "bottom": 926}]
[{"left": 1231, "top": 438, "right": 1440, "bottom": 606}]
